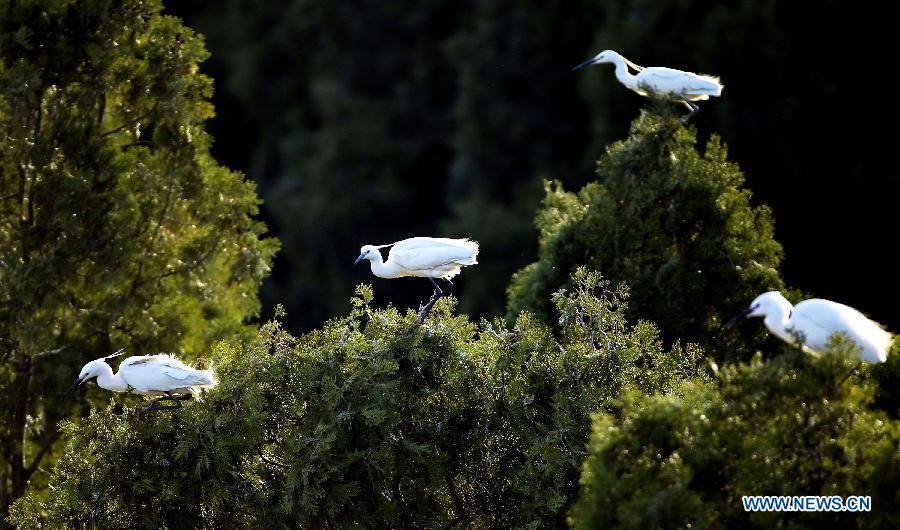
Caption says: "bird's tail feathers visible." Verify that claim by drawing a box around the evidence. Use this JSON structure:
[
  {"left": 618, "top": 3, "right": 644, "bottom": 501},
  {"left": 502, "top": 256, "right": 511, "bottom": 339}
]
[
  {"left": 189, "top": 364, "right": 218, "bottom": 401},
  {"left": 695, "top": 75, "right": 723, "bottom": 96}
]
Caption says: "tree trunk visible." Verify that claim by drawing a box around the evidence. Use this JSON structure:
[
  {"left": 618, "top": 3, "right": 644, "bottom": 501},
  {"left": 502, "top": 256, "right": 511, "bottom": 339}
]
[
  {"left": 1, "top": 354, "right": 32, "bottom": 529},
  {"left": 0, "top": 472, "right": 8, "bottom": 529}
]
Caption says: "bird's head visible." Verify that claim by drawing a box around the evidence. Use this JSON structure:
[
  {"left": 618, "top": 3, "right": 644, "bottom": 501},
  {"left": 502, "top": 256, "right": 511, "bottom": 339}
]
[
  {"left": 573, "top": 49, "right": 620, "bottom": 70},
  {"left": 354, "top": 245, "right": 380, "bottom": 266},
  {"left": 63, "top": 349, "right": 124, "bottom": 396},
  {"left": 727, "top": 291, "right": 789, "bottom": 327}
]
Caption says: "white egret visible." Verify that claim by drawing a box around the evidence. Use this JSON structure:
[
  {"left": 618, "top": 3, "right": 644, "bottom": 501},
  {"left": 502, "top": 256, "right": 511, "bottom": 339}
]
[
  {"left": 353, "top": 237, "right": 479, "bottom": 294},
  {"left": 64, "top": 349, "right": 218, "bottom": 412},
  {"left": 729, "top": 291, "right": 891, "bottom": 364},
  {"left": 573, "top": 49, "right": 722, "bottom": 113}
]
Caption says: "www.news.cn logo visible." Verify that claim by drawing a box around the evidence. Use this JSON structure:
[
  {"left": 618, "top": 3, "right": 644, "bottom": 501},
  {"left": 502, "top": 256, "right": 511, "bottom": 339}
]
[{"left": 742, "top": 495, "right": 871, "bottom": 512}]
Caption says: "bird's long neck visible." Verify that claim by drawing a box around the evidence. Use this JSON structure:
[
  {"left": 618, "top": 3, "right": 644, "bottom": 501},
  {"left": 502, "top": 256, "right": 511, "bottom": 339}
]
[
  {"left": 369, "top": 252, "right": 401, "bottom": 279},
  {"left": 611, "top": 55, "right": 638, "bottom": 89},
  {"left": 95, "top": 363, "right": 129, "bottom": 392},
  {"left": 763, "top": 304, "right": 794, "bottom": 343}
]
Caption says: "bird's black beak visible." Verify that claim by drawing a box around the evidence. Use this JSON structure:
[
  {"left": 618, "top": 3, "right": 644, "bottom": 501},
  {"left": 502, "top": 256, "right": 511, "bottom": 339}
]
[
  {"left": 63, "top": 376, "right": 86, "bottom": 397},
  {"left": 353, "top": 253, "right": 365, "bottom": 266},
  {"left": 725, "top": 307, "right": 754, "bottom": 328},
  {"left": 572, "top": 58, "right": 598, "bottom": 71}
]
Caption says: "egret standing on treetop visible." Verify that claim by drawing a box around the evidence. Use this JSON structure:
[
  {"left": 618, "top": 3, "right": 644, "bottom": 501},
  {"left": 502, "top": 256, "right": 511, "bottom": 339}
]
[
  {"left": 728, "top": 291, "right": 892, "bottom": 364},
  {"left": 573, "top": 49, "right": 722, "bottom": 113},
  {"left": 353, "top": 237, "right": 479, "bottom": 294},
  {"left": 64, "top": 349, "right": 218, "bottom": 412}
]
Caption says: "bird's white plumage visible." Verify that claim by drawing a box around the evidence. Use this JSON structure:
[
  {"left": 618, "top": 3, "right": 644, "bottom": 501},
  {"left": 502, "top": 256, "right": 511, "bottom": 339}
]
[
  {"left": 73, "top": 353, "right": 218, "bottom": 398},
  {"left": 356, "top": 237, "right": 479, "bottom": 279},
  {"left": 633, "top": 67, "right": 722, "bottom": 100},
  {"left": 575, "top": 49, "right": 722, "bottom": 106},
  {"left": 118, "top": 355, "right": 218, "bottom": 396},
  {"left": 388, "top": 237, "right": 478, "bottom": 275},
  {"left": 743, "top": 291, "right": 891, "bottom": 363}
]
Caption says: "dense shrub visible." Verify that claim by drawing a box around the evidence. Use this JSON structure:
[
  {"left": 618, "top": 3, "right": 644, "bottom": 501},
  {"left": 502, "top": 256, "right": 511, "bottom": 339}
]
[
  {"left": 571, "top": 338, "right": 900, "bottom": 529},
  {"left": 10, "top": 271, "right": 705, "bottom": 528}
]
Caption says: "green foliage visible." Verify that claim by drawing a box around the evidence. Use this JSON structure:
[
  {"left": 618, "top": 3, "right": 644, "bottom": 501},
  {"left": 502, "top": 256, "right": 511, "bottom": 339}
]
[
  {"left": 0, "top": 0, "right": 276, "bottom": 521},
  {"left": 570, "top": 340, "right": 900, "bottom": 529},
  {"left": 11, "top": 273, "right": 705, "bottom": 528},
  {"left": 871, "top": 337, "right": 900, "bottom": 418},
  {"left": 507, "top": 102, "right": 784, "bottom": 354}
]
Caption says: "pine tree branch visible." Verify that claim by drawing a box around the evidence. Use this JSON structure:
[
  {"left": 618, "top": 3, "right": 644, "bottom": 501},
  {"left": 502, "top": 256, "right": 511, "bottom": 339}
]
[
  {"left": 443, "top": 472, "right": 468, "bottom": 529},
  {"left": 100, "top": 105, "right": 156, "bottom": 137},
  {"left": 257, "top": 448, "right": 288, "bottom": 469},
  {"left": 156, "top": 238, "right": 222, "bottom": 280},
  {"left": 33, "top": 345, "right": 68, "bottom": 358},
  {"left": 416, "top": 289, "right": 443, "bottom": 325},
  {"left": 24, "top": 429, "right": 59, "bottom": 481}
]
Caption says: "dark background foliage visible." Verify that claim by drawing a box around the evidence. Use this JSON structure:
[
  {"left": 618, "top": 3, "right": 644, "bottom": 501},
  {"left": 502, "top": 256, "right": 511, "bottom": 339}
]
[
  {"left": 167, "top": 0, "right": 898, "bottom": 332},
  {"left": 5, "top": 2, "right": 899, "bottom": 527}
]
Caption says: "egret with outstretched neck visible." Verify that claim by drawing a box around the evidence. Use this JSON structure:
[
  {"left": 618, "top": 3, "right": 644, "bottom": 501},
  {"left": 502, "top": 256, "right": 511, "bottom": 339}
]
[
  {"left": 353, "top": 237, "right": 479, "bottom": 294},
  {"left": 574, "top": 49, "right": 722, "bottom": 113},
  {"left": 729, "top": 291, "right": 891, "bottom": 364},
  {"left": 354, "top": 237, "right": 479, "bottom": 323},
  {"left": 64, "top": 349, "right": 218, "bottom": 412}
]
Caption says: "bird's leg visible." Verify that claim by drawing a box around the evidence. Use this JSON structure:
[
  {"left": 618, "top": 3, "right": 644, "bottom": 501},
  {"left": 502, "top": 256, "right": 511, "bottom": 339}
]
[
  {"left": 442, "top": 278, "right": 454, "bottom": 293},
  {"left": 428, "top": 276, "right": 443, "bottom": 295},
  {"left": 680, "top": 98, "right": 700, "bottom": 120},
  {"left": 418, "top": 277, "right": 450, "bottom": 324},
  {"left": 416, "top": 289, "right": 443, "bottom": 325}
]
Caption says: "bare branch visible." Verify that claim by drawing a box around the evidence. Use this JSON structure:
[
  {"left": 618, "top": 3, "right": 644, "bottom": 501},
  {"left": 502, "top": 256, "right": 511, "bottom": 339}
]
[
  {"left": 100, "top": 105, "right": 156, "bottom": 137},
  {"left": 24, "top": 429, "right": 60, "bottom": 481},
  {"left": 33, "top": 345, "right": 68, "bottom": 358},
  {"left": 257, "top": 448, "right": 288, "bottom": 469},
  {"left": 157, "top": 238, "right": 222, "bottom": 280},
  {"left": 443, "top": 473, "right": 468, "bottom": 529}
]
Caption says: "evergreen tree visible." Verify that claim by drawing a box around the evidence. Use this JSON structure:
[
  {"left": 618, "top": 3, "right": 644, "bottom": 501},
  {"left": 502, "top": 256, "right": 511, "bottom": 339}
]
[
  {"left": 0, "top": 0, "right": 277, "bottom": 522},
  {"left": 570, "top": 339, "right": 900, "bottom": 529},
  {"left": 9, "top": 271, "right": 705, "bottom": 528},
  {"left": 507, "top": 102, "right": 784, "bottom": 354}
]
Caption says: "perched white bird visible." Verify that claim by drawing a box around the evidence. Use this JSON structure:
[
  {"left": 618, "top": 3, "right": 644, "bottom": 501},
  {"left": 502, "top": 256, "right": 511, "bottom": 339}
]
[
  {"left": 354, "top": 237, "right": 479, "bottom": 293},
  {"left": 730, "top": 291, "right": 891, "bottom": 363},
  {"left": 573, "top": 49, "right": 722, "bottom": 113},
  {"left": 64, "top": 349, "right": 218, "bottom": 411}
]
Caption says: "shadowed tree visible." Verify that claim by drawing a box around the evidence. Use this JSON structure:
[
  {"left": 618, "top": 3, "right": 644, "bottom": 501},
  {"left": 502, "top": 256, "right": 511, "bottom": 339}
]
[
  {"left": 507, "top": 102, "right": 784, "bottom": 355},
  {"left": 570, "top": 339, "right": 900, "bottom": 529},
  {"left": 0, "top": 0, "right": 277, "bottom": 522}
]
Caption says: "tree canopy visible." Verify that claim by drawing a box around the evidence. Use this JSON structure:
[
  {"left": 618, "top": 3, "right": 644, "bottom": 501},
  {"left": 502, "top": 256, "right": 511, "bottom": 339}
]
[
  {"left": 507, "top": 103, "right": 784, "bottom": 354},
  {"left": 570, "top": 339, "right": 900, "bottom": 529},
  {"left": 0, "top": 0, "right": 276, "bottom": 522},
  {"left": 9, "top": 272, "right": 706, "bottom": 528}
]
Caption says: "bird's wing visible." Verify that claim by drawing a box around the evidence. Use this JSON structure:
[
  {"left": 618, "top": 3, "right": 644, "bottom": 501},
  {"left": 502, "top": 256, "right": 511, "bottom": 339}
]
[
  {"left": 388, "top": 237, "right": 479, "bottom": 271},
  {"left": 117, "top": 355, "right": 167, "bottom": 370},
  {"left": 638, "top": 67, "right": 721, "bottom": 94},
  {"left": 794, "top": 299, "right": 891, "bottom": 349},
  {"left": 119, "top": 355, "right": 212, "bottom": 392}
]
